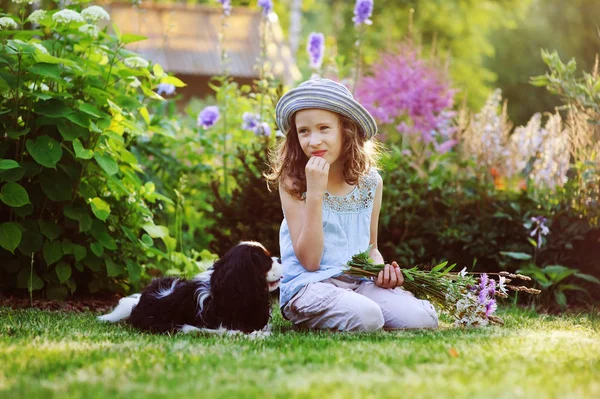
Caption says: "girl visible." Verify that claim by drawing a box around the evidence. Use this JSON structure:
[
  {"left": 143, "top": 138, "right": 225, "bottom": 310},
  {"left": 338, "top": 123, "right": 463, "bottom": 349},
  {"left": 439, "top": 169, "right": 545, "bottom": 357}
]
[{"left": 267, "top": 78, "right": 438, "bottom": 331}]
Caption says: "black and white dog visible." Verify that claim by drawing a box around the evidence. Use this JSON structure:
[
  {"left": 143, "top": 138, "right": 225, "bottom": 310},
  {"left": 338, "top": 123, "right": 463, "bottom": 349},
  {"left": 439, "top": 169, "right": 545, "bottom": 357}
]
[{"left": 98, "top": 241, "right": 282, "bottom": 335}]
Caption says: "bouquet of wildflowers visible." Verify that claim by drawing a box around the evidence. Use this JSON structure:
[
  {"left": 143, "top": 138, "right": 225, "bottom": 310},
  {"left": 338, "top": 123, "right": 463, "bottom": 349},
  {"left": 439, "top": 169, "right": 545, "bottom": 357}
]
[{"left": 345, "top": 247, "right": 540, "bottom": 327}]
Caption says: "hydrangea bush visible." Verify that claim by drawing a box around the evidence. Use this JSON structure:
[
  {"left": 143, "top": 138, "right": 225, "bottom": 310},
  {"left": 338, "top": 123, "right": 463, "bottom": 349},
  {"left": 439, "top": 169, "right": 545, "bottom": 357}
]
[{"left": 0, "top": 2, "right": 198, "bottom": 298}]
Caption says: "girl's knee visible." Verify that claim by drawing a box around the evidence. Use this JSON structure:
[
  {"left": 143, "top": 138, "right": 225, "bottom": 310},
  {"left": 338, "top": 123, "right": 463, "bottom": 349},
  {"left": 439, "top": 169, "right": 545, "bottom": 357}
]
[{"left": 352, "top": 301, "right": 385, "bottom": 332}]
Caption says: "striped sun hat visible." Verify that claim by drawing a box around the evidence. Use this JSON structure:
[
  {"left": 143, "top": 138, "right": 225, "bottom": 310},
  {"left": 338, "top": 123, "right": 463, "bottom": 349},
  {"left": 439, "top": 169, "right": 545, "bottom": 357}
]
[{"left": 275, "top": 78, "right": 378, "bottom": 139}]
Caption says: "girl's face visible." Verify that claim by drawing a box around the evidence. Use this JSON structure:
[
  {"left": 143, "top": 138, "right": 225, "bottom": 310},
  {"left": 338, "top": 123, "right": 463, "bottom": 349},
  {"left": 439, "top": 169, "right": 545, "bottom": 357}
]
[{"left": 294, "top": 109, "right": 344, "bottom": 166}]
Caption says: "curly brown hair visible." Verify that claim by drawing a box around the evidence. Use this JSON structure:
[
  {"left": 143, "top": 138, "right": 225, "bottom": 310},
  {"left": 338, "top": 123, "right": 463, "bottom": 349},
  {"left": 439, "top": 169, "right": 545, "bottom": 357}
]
[{"left": 265, "top": 113, "right": 383, "bottom": 200}]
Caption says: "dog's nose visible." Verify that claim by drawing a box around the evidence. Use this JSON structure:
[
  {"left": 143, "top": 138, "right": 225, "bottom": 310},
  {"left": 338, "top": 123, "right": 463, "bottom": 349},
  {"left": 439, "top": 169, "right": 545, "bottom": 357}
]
[{"left": 277, "top": 257, "right": 281, "bottom": 264}]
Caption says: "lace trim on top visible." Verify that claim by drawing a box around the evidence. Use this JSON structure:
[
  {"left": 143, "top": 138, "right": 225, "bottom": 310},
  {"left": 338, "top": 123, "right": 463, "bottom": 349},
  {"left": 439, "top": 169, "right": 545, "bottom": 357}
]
[{"left": 301, "top": 168, "right": 380, "bottom": 213}]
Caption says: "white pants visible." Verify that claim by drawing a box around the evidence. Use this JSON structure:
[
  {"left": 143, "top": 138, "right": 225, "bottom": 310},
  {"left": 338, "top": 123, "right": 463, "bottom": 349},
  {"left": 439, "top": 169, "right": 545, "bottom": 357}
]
[{"left": 282, "top": 276, "right": 439, "bottom": 332}]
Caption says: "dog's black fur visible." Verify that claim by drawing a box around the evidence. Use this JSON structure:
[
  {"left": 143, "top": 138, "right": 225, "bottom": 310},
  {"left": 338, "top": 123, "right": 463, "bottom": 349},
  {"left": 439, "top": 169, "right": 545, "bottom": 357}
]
[{"left": 100, "top": 242, "right": 281, "bottom": 334}]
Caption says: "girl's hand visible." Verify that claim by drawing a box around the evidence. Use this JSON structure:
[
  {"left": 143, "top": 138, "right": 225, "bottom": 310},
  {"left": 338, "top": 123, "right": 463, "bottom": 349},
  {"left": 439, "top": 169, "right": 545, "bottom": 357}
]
[
  {"left": 305, "top": 156, "right": 329, "bottom": 197},
  {"left": 375, "top": 261, "right": 404, "bottom": 289}
]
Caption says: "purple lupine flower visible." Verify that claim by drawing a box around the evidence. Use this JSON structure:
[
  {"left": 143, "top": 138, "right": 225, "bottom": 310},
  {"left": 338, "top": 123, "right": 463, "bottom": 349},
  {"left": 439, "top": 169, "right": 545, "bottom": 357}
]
[
  {"left": 352, "top": 0, "right": 374, "bottom": 26},
  {"left": 156, "top": 83, "right": 176, "bottom": 96},
  {"left": 242, "top": 112, "right": 260, "bottom": 131},
  {"left": 217, "top": 0, "right": 231, "bottom": 16},
  {"left": 197, "top": 106, "right": 220, "bottom": 129},
  {"left": 307, "top": 32, "right": 325, "bottom": 70},
  {"left": 258, "top": 0, "right": 273, "bottom": 16},
  {"left": 356, "top": 44, "right": 456, "bottom": 144}
]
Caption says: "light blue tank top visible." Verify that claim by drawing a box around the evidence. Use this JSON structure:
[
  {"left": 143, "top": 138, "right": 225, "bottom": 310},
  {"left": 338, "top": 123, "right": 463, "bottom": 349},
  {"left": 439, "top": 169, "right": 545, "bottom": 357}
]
[{"left": 279, "top": 168, "right": 382, "bottom": 307}]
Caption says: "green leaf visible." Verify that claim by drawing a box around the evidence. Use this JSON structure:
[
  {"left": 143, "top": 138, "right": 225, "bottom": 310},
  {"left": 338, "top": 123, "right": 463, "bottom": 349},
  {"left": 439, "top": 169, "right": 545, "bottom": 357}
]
[
  {"left": 94, "top": 153, "right": 119, "bottom": 176},
  {"left": 431, "top": 261, "right": 448, "bottom": 273},
  {"left": 574, "top": 273, "right": 600, "bottom": 285},
  {"left": 26, "top": 136, "right": 62, "bottom": 168},
  {"left": 554, "top": 291, "right": 567, "bottom": 308},
  {"left": 57, "top": 120, "right": 89, "bottom": 142},
  {"left": 0, "top": 159, "right": 19, "bottom": 170},
  {"left": 73, "top": 139, "right": 93, "bottom": 159},
  {"left": 126, "top": 260, "right": 142, "bottom": 282},
  {"left": 90, "top": 197, "right": 111, "bottom": 221},
  {"left": 38, "top": 220, "right": 60, "bottom": 240},
  {"left": 62, "top": 238, "right": 74, "bottom": 254},
  {"left": 55, "top": 261, "right": 72, "bottom": 283},
  {"left": 29, "top": 63, "right": 62, "bottom": 81},
  {"left": 90, "top": 241, "right": 104, "bottom": 257},
  {"left": 106, "top": 257, "right": 124, "bottom": 277},
  {"left": 500, "top": 251, "right": 532, "bottom": 260},
  {"left": 78, "top": 103, "right": 105, "bottom": 118},
  {"left": 17, "top": 230, "right": 43, "bottom": 255},
  {"left": 142, "top": 223, "right": 169, "bottom": 238},
  {"left": 40, "top": 169, "right": 73, "bottom": 201},
  {"left": 13, "top": 204, "right": 33, "bottom": 218},
  {"left": 160, "top": 75, "right": 187, "bottom": 87},
  {"left": 153, "top": 63, "right": 165, "bottom": 78},
  {"left": 0, "top": 182, "right": 30, "bottom": 207},
  {"left": 43, "top": 240, "right": 63, "bottom": 266},
  {"left": 6, "top": 128, "right": 29, "bottom": 140},
  {"left": 35, "top": 99, "right": 73, "bottom": 117},
  {"left": 121, "top": 33, "right": 147, "bottom": 45},
  {"left": 0, "top": 222, "right": 22, "bottom": 253},
  {"left": 17, "top": 268, "right": 44, "bottom": 291},
  {"left": 140, "top": 233, "right": 153, "bottom": 247},
  {"left": 64, "top": 206, "right": 93, "bottom": 232},
  {"left": 66, "top": 111, "right": 90, "bottom": 129},
  {"left": 73, "top": 245, "right": 87, "bottom": 263},
  {"left": 91, "top": 220, "right": 117, "bottom": 250}
]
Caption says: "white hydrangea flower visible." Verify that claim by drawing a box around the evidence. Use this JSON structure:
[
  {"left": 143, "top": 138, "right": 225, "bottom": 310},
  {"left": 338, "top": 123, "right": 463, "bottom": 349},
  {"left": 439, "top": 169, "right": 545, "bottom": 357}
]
[
  {"left": 79, "top": 24, "right": 99, "bottom": 38},
  {"left": 31, "top": 42, "right": 48, "bottom": 54},
  {"left": 12, "top": 0, "right": 36, "bottom": 4},
  {"left": 81, "top": 6, "right": 110, "bottom": 23},
  {"left": 124, "top": 56, "right": 149, "bottom": 69},
  {"left": 127, "top": 76, "right": 142, "bottom": 88},
  {"left": 27, "top": 10, "right": 47, "bottom": 24},
  {"left": 0, "top": 17, "right": 18, "bottom": 30},
  {"left": 52, "top": 9, "right": 84, "bottom": 25},
  {"left": 28, "top": 82, "right": 50, "bottom": 92}
]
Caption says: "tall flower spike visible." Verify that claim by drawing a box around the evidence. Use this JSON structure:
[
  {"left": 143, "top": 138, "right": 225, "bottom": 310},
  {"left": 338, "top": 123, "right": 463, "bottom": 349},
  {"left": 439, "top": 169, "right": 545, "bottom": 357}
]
[
  {"left": 258, "top": 0, "right": 273, "bottom": 17},
  {"left": 353, "top": 0, "right": 374, "bottom": 26},
  {"left": 217, "top": 0, "right": 231, "bottom": 16},
  {"left": 307, "top": 32, "right": 325, "bottom": 70}
]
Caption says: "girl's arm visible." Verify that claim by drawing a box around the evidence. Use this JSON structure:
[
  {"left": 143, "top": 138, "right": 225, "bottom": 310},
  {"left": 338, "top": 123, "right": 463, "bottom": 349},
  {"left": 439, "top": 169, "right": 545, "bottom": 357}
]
[
  {"left": 369, "top": 177, "right": 404, "bottom": 288},
  {"left": 279, "top": 157, "right": 329, "bottom": 272}
]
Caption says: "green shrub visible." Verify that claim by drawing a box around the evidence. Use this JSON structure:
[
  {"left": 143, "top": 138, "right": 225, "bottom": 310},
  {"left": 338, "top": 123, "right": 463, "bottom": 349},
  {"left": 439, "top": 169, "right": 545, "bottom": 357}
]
[{"left": 0, "top": 4, "right": 190, "bottom": 298}]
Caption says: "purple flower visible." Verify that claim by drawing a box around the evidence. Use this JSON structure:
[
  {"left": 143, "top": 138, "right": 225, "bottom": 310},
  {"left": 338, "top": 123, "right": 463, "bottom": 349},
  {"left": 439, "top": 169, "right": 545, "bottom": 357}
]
[
  {"left": 307, "top": 32, "right": 325, "bottom": 70},
  {"left": 485, "top": 299, "right": 497, "bottom": 316},
  {"left": 479, "top": 273, "right": 489, "bottom": 291},
  {"left": 197, "top": 106, "right": 220, "bottom": 129},
  {"left": 255, "top": 122, "right": 271, "bottom": 136},
  {"left": 352, "top": 0, "right": 374, "bottom": 26},
  {"left": 242, "top": 112, "right": 260, "bottom": 131},
  {"left": 258, "top": 0, "right": 273, "bottom": 16},
  {"left": 156, "top": 83, "right": 176, "bottom": 96},
  {"left": 487, "top": 279, "right": 496, "bottom": 297},
  {"left": 217, "top": 0, "right": 231, "bottom": 16}
]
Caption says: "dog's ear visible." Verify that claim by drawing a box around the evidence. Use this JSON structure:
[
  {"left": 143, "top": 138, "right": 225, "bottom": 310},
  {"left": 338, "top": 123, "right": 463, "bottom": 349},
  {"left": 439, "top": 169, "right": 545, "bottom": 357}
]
[{"left": 208, "top": 245, "right": 271, "bottom": 332}]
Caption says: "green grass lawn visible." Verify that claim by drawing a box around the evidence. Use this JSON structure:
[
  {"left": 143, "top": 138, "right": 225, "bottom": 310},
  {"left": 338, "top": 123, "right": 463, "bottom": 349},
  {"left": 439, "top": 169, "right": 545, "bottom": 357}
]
[{"left": 0, "top": 305, "right": 598, "bottom": 399}]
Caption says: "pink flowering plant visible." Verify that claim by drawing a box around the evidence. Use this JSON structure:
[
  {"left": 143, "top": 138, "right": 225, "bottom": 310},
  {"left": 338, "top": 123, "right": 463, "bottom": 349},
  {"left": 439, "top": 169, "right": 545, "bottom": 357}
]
[{"left": 356, "top": 44, "right": 457, "bottom": 156}]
